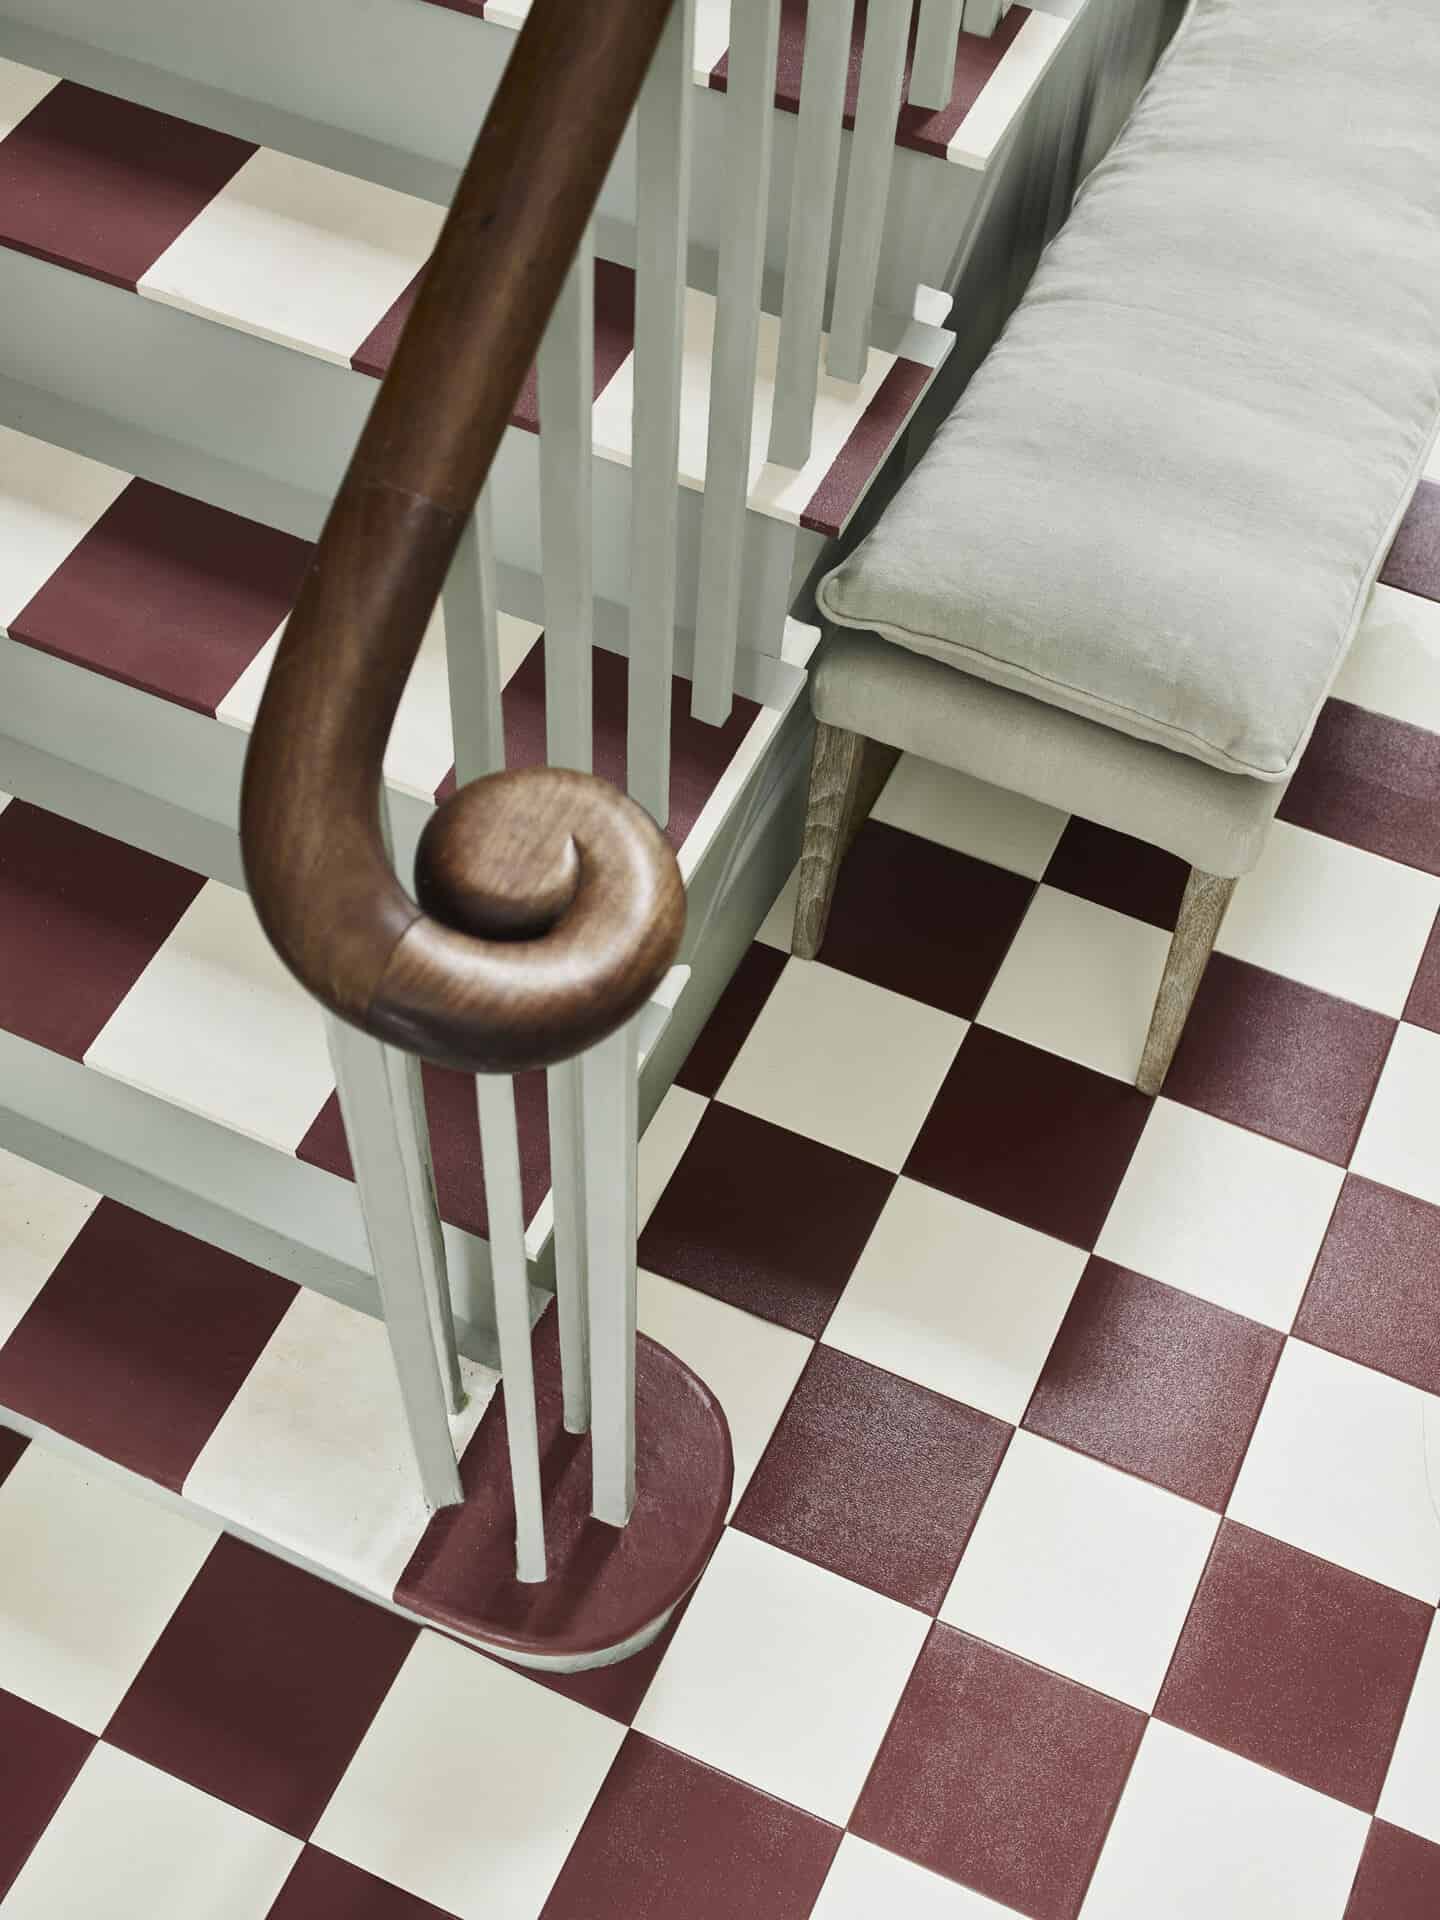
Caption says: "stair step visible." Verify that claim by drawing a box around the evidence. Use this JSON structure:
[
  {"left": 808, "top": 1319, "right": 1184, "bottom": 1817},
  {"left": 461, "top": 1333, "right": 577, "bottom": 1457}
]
[{"left": 0, "top": 56, "right": 948, "bottom": 541}]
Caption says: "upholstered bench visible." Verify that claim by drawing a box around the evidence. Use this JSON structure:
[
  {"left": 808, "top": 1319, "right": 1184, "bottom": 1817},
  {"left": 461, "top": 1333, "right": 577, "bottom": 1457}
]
[{"left": 801, "top": 0, "right": 1440, "bottom": 1093}]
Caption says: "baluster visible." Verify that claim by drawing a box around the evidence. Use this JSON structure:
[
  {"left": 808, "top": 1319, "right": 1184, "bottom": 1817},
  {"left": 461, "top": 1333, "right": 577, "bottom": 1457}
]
[
  {"left": 909, "top": 0, "right": 962, "bottom": 111},
  {"left": 768, "top": 0, "right": 851, "bottom": 472},
  {"left": 962, "top": 0, "right": 1004, "bottom": 37},
  {"left": 690, "top": 0, "right": 783, "bottom": 726},
  {"left": 827, "top": 0, "right": 910, "bottom": 383},
  {"left": 581, "top": 1017, "right": 640, "bottom": 1526},
  {"left": 475, "top": 1073, "right": 547, "bottom": 1581},
  {"left": 441, "top": 487, "right": 506, "bottom": 785},
  {"left": 628, "top": 0, "right": 695, "bottom": 826}
]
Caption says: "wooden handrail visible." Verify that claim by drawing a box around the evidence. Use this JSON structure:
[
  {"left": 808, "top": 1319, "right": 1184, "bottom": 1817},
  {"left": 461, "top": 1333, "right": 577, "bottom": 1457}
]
[{"left": 240, "top": 0, "right": 684, "bottom": 1075}]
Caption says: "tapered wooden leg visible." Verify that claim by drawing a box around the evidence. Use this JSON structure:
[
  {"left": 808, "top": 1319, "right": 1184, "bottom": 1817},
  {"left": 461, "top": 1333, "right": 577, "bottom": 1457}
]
[
  {"left": 1137, "top": 868, "right": 1238, "bottom": 1096},
  {"left": 793, "top": 722, "right": 899, "bottom": 958}
]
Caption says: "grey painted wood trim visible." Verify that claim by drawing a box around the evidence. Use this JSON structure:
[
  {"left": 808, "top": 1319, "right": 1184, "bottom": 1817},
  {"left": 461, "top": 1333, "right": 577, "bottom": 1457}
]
[
  {"left": 961, "top": 0, "right": 1005, "bottom": 38},
  {"left": 826, "top": 0, "right": 911, "bottom": 383},
  {"left": 546, "top": 1055, "right": 592, "bottom": 1435},
  {"left": 441, "top": 487, "right": 506, "bottom": 786},
  {"left": 1136, "top": 868, "right": 1237, "bottom": 1096},
  {"left": 910, "top": 0, "right": 963, "bottom": 110},
  {"left": 581, "top": 1018, "right": 640, "bottom": 1528},
  {"left": 536, "top": 229, "right": 596, "bottom": 773}
]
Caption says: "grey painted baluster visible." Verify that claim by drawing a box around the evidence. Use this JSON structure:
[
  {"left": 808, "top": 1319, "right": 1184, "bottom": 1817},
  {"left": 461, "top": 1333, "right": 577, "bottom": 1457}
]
[
  {"left": 627, "top": 0, "right": 695, "bottom": 827},
  {"left": 909, "top": 0, "right": 962, "bottom": 110},
  {"left": 961, "top": 0, "right": 1004, "bottom": 38},
  {"left": 581, "top": 1017, "right": 640, "bottom": 1526},
  {"left": 475, "top": 1073, "right": 547, "bottom": 1582},
  {"left": 690, "top": 0, "right": 783, "bottom": 726},
  {"left": 326, "top": 1015, "right": 464, "bottom": 1510},
  {"left": 827, "top": 0, "right": 910, "bottom": 383},
  {"left": 441, "top": 487, "right": 505, "bottom": 786},
  {"left": 547, "top": 1053, "right": 590, "bottom": 1435},
  {"left": 767, "top": 0, "right": 851, "bottom": 471}
]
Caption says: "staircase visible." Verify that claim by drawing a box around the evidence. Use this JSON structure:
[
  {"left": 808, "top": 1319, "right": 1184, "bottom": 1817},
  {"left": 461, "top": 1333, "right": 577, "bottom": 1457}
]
[{"left": 0, "top": 0, "right": 1180, "bottom": 1666}]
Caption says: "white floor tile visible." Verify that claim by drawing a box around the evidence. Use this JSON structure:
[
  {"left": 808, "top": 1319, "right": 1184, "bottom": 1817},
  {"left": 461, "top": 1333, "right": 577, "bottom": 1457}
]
[
  {"left": 1079, "top": 1720, "right": 1367, "bottom": 1920},
  {"left": 813, "top": 1834, "right": 1023, "bottom": 1918},
  {"left": 638, "top": 1268, "right": 811, "bottom": 1514},
  {"left": 719, "top": 959, "right": 966, "bottom": 1170},
  {"left": 637, "top": 1084, "right": 709, "bottom": 1230},
  {"left": 85, "top": 881, "right": 335, "bottom": 1153},
  {"left": 0, "top": 1448, "right": 216, "bottom": 1732},
  {"left": 1217, "top": 823, "right": 1440, "bottom": 1015},
  {"left": 1352, "top": 1024, "right": 1440, "bottom": 1209},
  {"left": 870, "top": 756, "right": 1067, "bottom": 879},
  {"left": 0, "top": 425, "right": 129, "bottom": 628},
  {"left": 941, "top": 1430, "right": 1217, "bottom": 1711},
  {"left": 184, "top": 1290, "right": 495, "bottom": 1597},
  {"left": 314, "top": 1630, "right": 622, "bottom": 1920},
  {"left": 634, "top": 1529, "right": 928, "bottom": 1823},
  {"left": 0, "top": 1743, "right": 299, "bottom": 1920},
  {"left": 141, "top": 148, "right": 444, "bottom": 365},
  {"left": 1335, "top": 584, "right": 1440, "bottom": 733},
  {"left": 1378, "top": 1609, "right": 1440, "bottom": 1846},
  {"left": 824, "top": 1179, "right": 1085, "bottom": 1422},
  {"left": 1096, "top": 1100, "right": 1343, "bottom": 1330},
  {"left": 1229, "top": 1338, "right": 1440, "bottom": 1604},
  {"left": 977, "top": 887, "right": 1170, "bottom": 1081},
  {"left": 0, "top": 57, "right": 56, "bottom": 142},
  {"left": 0, "top": 1146, "right": 100, "bottom": 1348},
  {"left": 755, "top": 864, "right": 799, "bottom": 951}
]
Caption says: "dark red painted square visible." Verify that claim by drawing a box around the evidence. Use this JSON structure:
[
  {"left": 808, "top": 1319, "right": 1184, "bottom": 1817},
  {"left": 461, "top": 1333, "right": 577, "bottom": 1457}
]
[
  {"left": 540, "top": 1733, "right": 840, "bottom": 1919},
  {"left": 1023, "top": 1259, "right": 1283, "bottom": 1510},
  {"left": 502, "top": 1588, "right": 693, "bottom": 1726},
  {"left": 637, "top": 1101, "right": 895, "bottom": 1336},
  {"left": 0, "top": 1690, "right": 93, "bottom": 1900},
  {"left": 106, "top": 1533, "right": 416, "bottom": 1837},
  {"left": 1162, "top": 954, "right": 1393, "bottom": 1164},
  {"left": 299, "top": 1059, "right": 549, "bottom": 1239},
  {"left": 1043, "top": 818, "right": 1189, "bottom": 932},
  {"left": 11, "top": 480, "right": 311, "bottom": 715},
  {"left": 0, "top": 81, "right": 255, "bottom": 290},
  {"left": 1344, "top": 1820, "right": 1440, "bottom": 1920},
  {"left": 0, "top": 801, "right": 203, "bottom": 1060},
  {"left": 1382, "top": 478, "right": 1440, "bottom": 605},
  {"left": 1280, "top": 699, "right": 1440, "bottom": 878},
  {"left": 1295, "top": 1176, "right": 1440, "bottom": 1397},
  {"left": 675, "top": 942, "right": 787, "bottom": 1096},
  {"left": 0, "top": 1200, "right": 294, "bottom": 1491},
  {"left": 1155, "top": 1522, "right": 1431, "bottom": 1812},
  {"left": 1404, "top": 910, "right": 1440, "bottom": 1033},
  {"left": 802, "top": 357, "right": 932, "bottom": 538},
  {"left": 270, "top": 1847, "right": 460, "bottom": 1919},
  {"left": 810, "top": 820, "right": 1032, "bottom": 1020},
  {"left": 852, "top": 1625, "right": 1144, "bottom": 1920},
  {"left": 905, "top": 1025, "right": 1150, "bottom": 1249},
  {"left": 0, "top": 1427, "right": 26, "bottom": 1487},
  {"left": 734, "top": 1344, "right": 1009, "bottom": 1610}
]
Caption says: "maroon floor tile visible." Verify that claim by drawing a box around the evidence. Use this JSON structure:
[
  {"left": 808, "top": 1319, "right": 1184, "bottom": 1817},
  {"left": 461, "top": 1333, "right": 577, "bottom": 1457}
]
[
  {"left": 1381, "top": 478, "right": 1440, "bottom": 604},
  {"left": 0, "top": 1427, "right": 26, "bottom": 1487},
  {"left": 269, "top": 1847, "right": 460, "bottom": 1919},
  {"left": 1155, "top": 1522, "right": 1431, "bottom": 1812},
  {"left": 1343, "top": 1820, "right": 1440, "bottom": 1920},
  {"left": 808, "top": 820, "right": 1033, "bottom": 1020},
  {"left": 637, "top": 1101, "right": 894, "bottom": 1336},
  {"left": 1022, "top": 1258, "right": 1283, "bottom": 1510},
  {"left": 0, "top": 81, "right": 255, "bottom": 290},
  {"left": 540, "top": 1733, "right": 840, "bottom": 1920},
  {"left": 733, "top": 1344, "right": 1009, "bottom": 1610},
  {"left": 0, "top": 1200, "right": 295, "bottom": 1491},
  {"left": 10, "top": 481, "right": 311, "bottom": 716},
  {"left": 299, "top": 1059, "right": 549, "bottom": 1239},
  {"left": 1161, "top": 954, "right": 1394, "bottom": 1165},
  {"left": 852, "top": 1625, "right": 1145, "bottom": 1920},
  {"left": 1279, "top": 699, "right": 1440, "bottom": 878},
  {"left": 905, "top": 1026, "right": 1150, "bottom": 1249},
  {"left": 676, "top": 942, "right": 787, "bottom": 1097},
  {"left": 1042, "top": 818, "right": 1189, "bottom": 932},
  {"left": 1404, "top": 910, "right": 1440, "bottom": 1032},
  {"left": 0, "top": 1690, "right": 94, "bottom": 1901},
  {"left": 106, "top": 1533, "right": 416, "bottom": 1838},
  {"left": 1294, "top": 1175, "right": 1440, "bottom": 1397},
  {"left": 803, "top": 357, "right": 933, "bottom": 538},
  {"left": 0, "top": 801, "right": 204, "bottom": 1060}
]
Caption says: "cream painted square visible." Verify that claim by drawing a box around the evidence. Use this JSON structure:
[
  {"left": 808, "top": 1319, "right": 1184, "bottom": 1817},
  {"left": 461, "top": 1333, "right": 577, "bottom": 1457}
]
[
  {"left": 0, "top": 1146, "right": 100, "bottom": 1348},
  {"left": 0, "top": 425, "right": 130, "bottom": 627},
  {"left": 755, "top": 864, "right": 800, "bottom": 951},
  {"left": 635, "top": 1529, "right": 928, "bottom": 1822},
  {"left": 1097, "top": 1099, "right": 1342, "bottom": 1330},
  {"left": 1378, "top": 1609, "right": 1440, "bottom": 1845},
  {"left": 0, "top": 1447, "right": 216, "bottom": 1732},
  {"left": 638, "top": 1084, "right": 708, "bottom": 1229},
  {"left": 314, "top": 1630, "right": 622, "bottom": 1920},
  {"left": 941, "top": 1430, "right": 1217, "bottom": 1711},
  {"left": 140, "top": 147, "right": 445, "bottom": 365},
  {"left": 824, "top": 1179, "right": 1085, "bottom": 1422},
  {"left": 1229, "top": 1339, "right": 1440, "bottom": 1604},
  {"left": 1, "top": 1743, "right": 299, "bottom": 1920},
  {"left": 1352, "top": 1024, "right": 1440, "bottom": 1209},
  {"left": 185, "top": 1290, "right": 496, "bottom": 1596},
  {"left": 978, "top": 887, "right": 1170, "bottom": 1081},
  {"left": 871, "top": 755, "right": 1067, "bottom": 879},
  {"left": 1080, "top": 1721, "right": 1367, "bottom": 1920},
  {"left": 1336, "top": 584, "right": 1440, "bottom": 733},
  {"left": 85, "top": 880, "right": 335, "bottom": 1152},
  {"left": 719, "top": 959, "right": 966, "bottom": 1169},
  {"left": 813, "top": 1834, "right": 1022, "bottom": 1918},
  {"left": 0, "top": 57, "right": 56, "bottom": 141}
]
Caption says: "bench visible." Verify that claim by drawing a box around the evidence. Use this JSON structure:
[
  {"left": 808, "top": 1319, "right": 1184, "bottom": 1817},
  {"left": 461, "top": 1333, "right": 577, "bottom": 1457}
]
[{"left": 800, "top": 0, "right": 1440, "bottom": 1093}]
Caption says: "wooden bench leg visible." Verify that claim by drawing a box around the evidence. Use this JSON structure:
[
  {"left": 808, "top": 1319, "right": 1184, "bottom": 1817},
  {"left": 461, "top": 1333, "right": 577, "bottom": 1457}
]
[
  {"left": 1137, "top": 868, "right": 1237, "bottom": 1096},
  {"left": 792, "top": 722, "right": 898, "bottom": 958}
]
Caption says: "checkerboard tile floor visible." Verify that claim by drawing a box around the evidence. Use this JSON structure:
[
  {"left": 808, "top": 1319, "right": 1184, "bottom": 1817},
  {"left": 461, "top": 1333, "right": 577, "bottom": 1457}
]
[{"left": 3, "top": 544, "right": 1440, "bottom": 1914}]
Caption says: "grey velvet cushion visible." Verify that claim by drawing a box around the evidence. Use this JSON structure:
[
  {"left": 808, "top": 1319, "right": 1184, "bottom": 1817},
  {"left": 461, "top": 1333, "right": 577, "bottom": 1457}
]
[{"left": 817, "top": 0, "right": 1440, "bottom": 781}]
